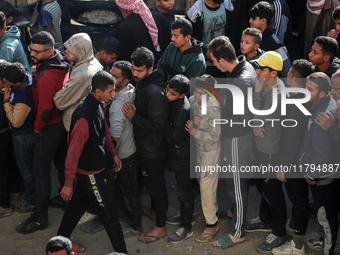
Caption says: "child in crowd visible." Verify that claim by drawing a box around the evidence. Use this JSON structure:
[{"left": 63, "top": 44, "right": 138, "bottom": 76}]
[
  {"left": 309, "top": 36, "right": 340, "bottom": 77},
  {"left": 249, "top": 1, "right": 291, "bottom": 77},
  {"left": 185, "top": 74, "right": 221, "bottom": 243},
  {"left": 3, "top": 63, "right": 35, "bottom": 213},
  {"left": 328, "top": 6, "right": 340, "bottom": 59},
  {"left": 164, "top": 74, "right": 194, "bottom": 243},
  {"left": 154, "top": 0, "right": 175, "bottom": 28},
  {"left": 240, "top": 27, "right": 264, "bottom": 62}
]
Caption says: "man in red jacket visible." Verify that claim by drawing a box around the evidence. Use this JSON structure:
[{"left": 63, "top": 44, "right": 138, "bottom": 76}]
[{"left": 16, "top": 31, "right": 70, "bottom": 234}]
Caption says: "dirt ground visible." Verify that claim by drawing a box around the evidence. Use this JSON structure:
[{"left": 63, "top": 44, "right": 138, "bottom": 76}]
[{"left": 0, "top": 169, "right": 329, "bottom": 255}]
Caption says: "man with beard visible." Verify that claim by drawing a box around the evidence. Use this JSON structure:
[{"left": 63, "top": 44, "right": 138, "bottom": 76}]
[
  {"left": 16, "top": 31, "right": 69, "bottom": 234},
  {"left": 298, "top": 72, "right": 338, "bottom": 255},
  {"left": 122, "top": 47, "right": 169, "bottom": 244}
]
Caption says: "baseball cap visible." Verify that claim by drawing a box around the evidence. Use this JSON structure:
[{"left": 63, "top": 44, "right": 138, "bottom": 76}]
[{"left": 251, "top": 51, "right": 283, "bottom": 71}]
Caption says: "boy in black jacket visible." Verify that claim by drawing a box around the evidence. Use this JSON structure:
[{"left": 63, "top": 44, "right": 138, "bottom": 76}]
[
  {"left": 249, "top": 1, "right": 291, "bottom": 77},
  {"left": 57, "top": 71, "right": 127, "bottom": 255},
  {"left": 164, "top": 74, "right": 194, "bottom": 243}
]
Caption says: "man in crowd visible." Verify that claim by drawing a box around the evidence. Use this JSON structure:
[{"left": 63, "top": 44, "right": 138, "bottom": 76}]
[
  {"left": 122, "top": 47, "right": 169, "bottom": 243},
  {"left": 208, "top": 36, "right": 256, "bottom": 249},
  {"left": 16, "top": 31, "right": 69, "bottom": 234}
]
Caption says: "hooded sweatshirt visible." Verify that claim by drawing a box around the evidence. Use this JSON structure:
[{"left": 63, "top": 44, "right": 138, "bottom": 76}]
[
  {"left": 158, "top": 37, "right": 206, "bottom": 79},
  {"left": 0, "top": 26, "right": 31, "bottom": 73},
  {"left": 53, "top": 33, "right": 103, "bottom": 131},
  {"left": 32, "top": 50, "right": 69, "bottom": 132}
]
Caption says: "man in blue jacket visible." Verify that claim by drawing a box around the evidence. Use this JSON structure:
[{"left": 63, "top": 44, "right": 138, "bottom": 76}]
[{"left": 298, "top": 72, "right": 338, "bottom": 255}]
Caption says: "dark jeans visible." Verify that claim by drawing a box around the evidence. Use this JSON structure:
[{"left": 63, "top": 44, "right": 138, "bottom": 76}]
[
  {"left": 255, "top": 149, "right": 287, "bottom": 237},
  {"left": 12, "top": 133, "right": 35, "bottom": 205},
  {"left": 285, "top": 178, "right": 309, "bottom": 235},
  {"left": 117, "top": 153, "right": 142, "bottom": 231},
  {"left": 311, "top": 183, "right": 338, "bottom": 255},
  {"left": 139, "top": 156, "right": 168, "bottom": 228},
  {"left": 53, "top": 131, "right": 68, "bottom": 191},
  {"left": 0, "top": 130, "right": 20, "bottom": 208},
  {"left": 174, "top": 165, "right": 194, "bottom": 230},
  {"left": 33, "top": 122, "right": 65, "bottom": 221},
  {"left": 58, "top": 172, "right": 127, "bottom": 254}
]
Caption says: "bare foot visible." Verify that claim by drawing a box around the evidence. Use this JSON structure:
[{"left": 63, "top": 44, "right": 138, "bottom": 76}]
[
  {"left": 0, "top": 206, "right": 12, "bottom": 213},
  {"left": 212, "top": 234, "right": 245, "bottom": 247},
  {"left": 143, "top": 208, "right": 156, "bottom": 222},
  {"left": 138, "top": 227, "right": 167, "bottom": 243}
]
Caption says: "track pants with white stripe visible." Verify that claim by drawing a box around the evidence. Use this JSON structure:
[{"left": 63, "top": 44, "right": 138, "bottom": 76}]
[{"left": 223, "top": 133, "right": 253, "bottom": 238}]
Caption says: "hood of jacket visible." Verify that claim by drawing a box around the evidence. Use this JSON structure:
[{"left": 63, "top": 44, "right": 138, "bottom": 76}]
[
  {"left": 64, "top": 33, "right": 94, "bottom": 66},
  {"left": 182, "top": 37, "right": 204, "bottom": 55},
  {"left": 36, "top": 50, "right": 70, "bottom": 73},
  {"left": 0, "top": 25, "right": 20, "bottom": 43}
]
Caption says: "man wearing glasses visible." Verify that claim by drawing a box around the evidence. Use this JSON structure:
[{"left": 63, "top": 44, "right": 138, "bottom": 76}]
[{"left": 16, "top": 31, "right": 70, "bottom": 234}]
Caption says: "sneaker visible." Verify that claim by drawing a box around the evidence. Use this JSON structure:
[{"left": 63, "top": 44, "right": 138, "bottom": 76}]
[
  {"left": 16, "top": 214, "right": 49, "bottom": 234},
  {"left": 49, "top": 195, "right": 68, "bottom": 210},
  {"left": 166, "top": 211, "right": 195, "bottom": 226},
  {"left": 245, "top": 216, "right": 272, "bottom": 233},
  {"left": 168, "top": 227, "right": 193, "bottom": 244},
  {"left": 271, "top": 240, "right": 306, "bottom": 255},
  {"left": 306, "top": 237, "right": 324, "bottom": 251},
  {"left": 256, "top": 233, "right": 287, "bottom": 253},
  {"left": 77, "top": 212, "right": 97, "bottom": 226}
]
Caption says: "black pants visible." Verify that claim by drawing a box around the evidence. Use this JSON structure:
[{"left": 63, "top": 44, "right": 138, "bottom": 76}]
[
  {"left": 285, "top": 178, "right": 309, "bottom": 235},
  {"left": 139, "top": 156, "right": 168, "bottom": 228},
  {"left": 255, "top": 149, "right": 287, "bottom": 237},
  {"left": 33, "top": 122, "right": 65, "bottom": 221},
  {"left": 58, "top": 172, "right": 127, "bottom": 254},
  {"left": 117, "top": 153, "right": 143, "bottom": 231},
  {"left": 0, "top": 130, "right": 20, "bottom": 208},
  {"left": 311, "top": 183, "right": 338, "bottom": 255},
  {"left": 174, "top": 164, "right": 194, "bottom": 230}
]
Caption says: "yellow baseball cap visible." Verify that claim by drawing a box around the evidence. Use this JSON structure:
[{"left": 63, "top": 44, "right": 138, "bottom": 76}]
[{"left": 251, "top": 51, "right": 283, "bottom": 71}]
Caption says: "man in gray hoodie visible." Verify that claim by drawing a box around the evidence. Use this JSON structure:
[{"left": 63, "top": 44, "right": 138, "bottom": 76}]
[
  {"left": 54, "top": 33, "right": 103, "bottom": 132},
  {"left": 52, "top": 33, "right": 103, "bottom": 207}
]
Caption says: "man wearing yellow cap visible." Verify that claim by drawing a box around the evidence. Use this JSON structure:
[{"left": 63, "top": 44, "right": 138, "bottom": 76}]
[{"left": 246, "top": 51, "right": 288, "bottom": 254}]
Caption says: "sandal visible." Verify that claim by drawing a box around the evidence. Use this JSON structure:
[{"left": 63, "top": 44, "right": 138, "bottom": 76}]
[
  {"left": 72, "top": 242, "right": 86, "bottom": 253},
  {"left": 212, "top": 234, "right": 245, "bottom": 249},
  {"left": 195, "top": 225, "right": 219, "bottom": 243},
  {"left": 122, "top": 226, "right": 143, "bottom": 238},
  {"left": 12, "top": 199, "right": 34, "bottom": 213},
  {"left": 0, "top": 208, "right": 13, "bottom": 218}
]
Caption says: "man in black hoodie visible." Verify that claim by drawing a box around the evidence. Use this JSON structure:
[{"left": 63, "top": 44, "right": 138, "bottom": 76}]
[
  {"left": 309, "top": 36, "right": 340, "bottom": 77},
  {"left": 208, "top": 36, "right": 256, "bottom": 249},
  {"left": 122, "top": 47, "right": 169, "bottom": 244}
]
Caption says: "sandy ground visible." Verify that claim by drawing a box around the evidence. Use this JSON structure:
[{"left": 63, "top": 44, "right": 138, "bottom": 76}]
[{"left": 0, "top": 168, "right": 329, "bottom": 255}]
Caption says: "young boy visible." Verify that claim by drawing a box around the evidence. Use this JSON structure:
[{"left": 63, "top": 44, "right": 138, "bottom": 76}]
[
  {"left": 185, "top": 74, "right": 221, "bottom": 243},
  {"left": 57, "top": 70, "right": 127, "bottom": 255},
  {"left": 327, "top": 6, "right": 340, "bottom": 59},
  {"left": 240, "top": 27, "right": 264, "bottom": 62},
  {"left": 249, "top": 1, "right": 291, "bottom": 77},
  {"left": 153, "top": 0, "right": 175, "bottom": 28},
  {"left": 164, "top": 74, "right": 194, "bottom": 243},
  {"left": 3, "top": 62, "right": 35, "bottom": 213},
  {"left": 309, "top": 36, "right": 340, "bottom": 77}
]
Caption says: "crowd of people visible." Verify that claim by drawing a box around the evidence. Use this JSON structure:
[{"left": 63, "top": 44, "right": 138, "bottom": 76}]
[{"left": 1, "top": 0, "right": 340, "bottom": 254}]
